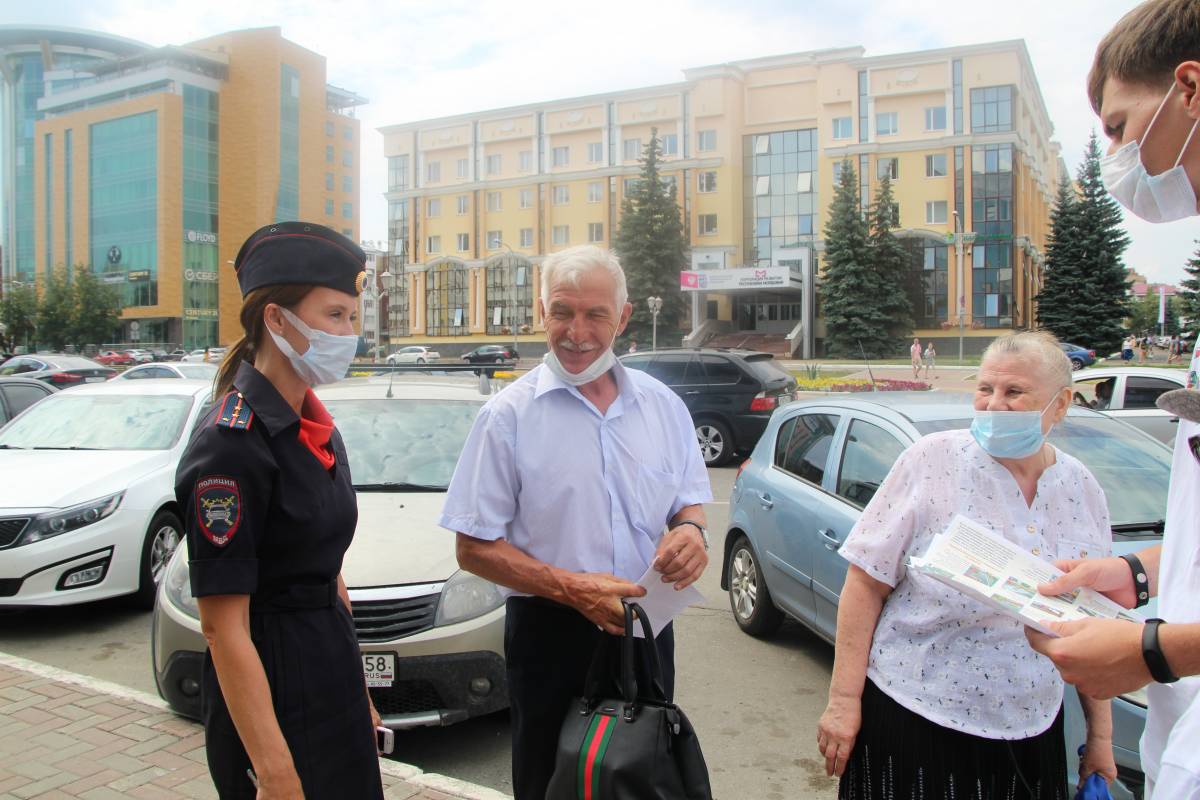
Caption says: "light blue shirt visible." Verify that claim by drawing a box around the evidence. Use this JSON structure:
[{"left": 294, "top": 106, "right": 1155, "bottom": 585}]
[{"left": 438, "top": 361, "right": 712, "bottom": 590}]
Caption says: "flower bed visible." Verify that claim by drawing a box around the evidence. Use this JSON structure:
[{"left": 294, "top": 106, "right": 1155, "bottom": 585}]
[{"left": 795, "top": 377, "right": 931, "bottom": 392}]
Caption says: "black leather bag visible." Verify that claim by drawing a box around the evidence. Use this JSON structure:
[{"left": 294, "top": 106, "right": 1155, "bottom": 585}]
[{"left": 545, "top": 602, "right": 713, "bottom": 800}]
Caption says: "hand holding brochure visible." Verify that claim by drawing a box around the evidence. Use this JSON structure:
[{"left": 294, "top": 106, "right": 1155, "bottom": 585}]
[{"left": 907, "top": 515, "right": 1142, "bottom": 636}]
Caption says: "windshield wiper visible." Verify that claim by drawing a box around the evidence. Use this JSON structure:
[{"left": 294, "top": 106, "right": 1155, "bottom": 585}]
[
  {"left": 354, "top": 482, "right": 445, "bottom": 492},
  {"left": 0, "top": 444, "right": 25, "bottom": 449},
  {"left": 30, "top": 446, "right": 102, "bottom": 451},
  {"left": 1111, "top": 520, "right": 1165, "bottom": 534}
]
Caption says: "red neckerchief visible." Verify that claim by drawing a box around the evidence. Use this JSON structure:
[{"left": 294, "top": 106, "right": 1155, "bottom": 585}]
[{"left": 297, "top": 389, "right": 336, "bottom": 470}]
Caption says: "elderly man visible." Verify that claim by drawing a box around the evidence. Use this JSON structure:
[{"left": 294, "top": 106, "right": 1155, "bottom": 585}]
[{"left": 439, "top": 245, "right": 712, "bottom": 799}]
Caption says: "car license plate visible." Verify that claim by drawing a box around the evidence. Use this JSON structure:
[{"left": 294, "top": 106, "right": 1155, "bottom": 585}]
[
  {"left": 362, "top": 653, "right": 395, "bottom": 688},
  {"left": 85, "top": 377, "right": 106, "bottom": 383}
]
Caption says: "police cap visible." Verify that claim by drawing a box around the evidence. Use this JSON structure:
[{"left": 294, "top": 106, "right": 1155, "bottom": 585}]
[{"left": 234, "top": 221, "right": 367, "bottom": 298}]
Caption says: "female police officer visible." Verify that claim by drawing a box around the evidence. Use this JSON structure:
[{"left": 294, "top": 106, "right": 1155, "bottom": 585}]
[{"left": 175, "top": 221, "right": 384, "bottom": 799}]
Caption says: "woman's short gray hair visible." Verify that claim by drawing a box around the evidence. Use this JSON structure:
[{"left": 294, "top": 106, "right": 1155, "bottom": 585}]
[
  {"left": 981, "top": 331, "right": 1073, "bottom": 390},
  {"left": 540, "top": 245, "right": 628, "bottom": 310}
]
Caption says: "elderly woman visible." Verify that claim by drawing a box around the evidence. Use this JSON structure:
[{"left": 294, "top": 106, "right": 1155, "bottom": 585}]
[{"left": 817, "top": 331, "right": 1117, "bottom": 799}]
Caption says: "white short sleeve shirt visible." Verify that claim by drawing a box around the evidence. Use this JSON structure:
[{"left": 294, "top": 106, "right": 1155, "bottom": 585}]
[
  {"left": 839, "top": 429, "right": 1112, "bottom": 739},
  {"left": 438, "top": 362, "right": 712, "bottom": 593}
]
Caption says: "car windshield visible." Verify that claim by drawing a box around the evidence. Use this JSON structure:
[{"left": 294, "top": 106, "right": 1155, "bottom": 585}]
[
  {"left": 914, "top": 416, "right": 1170, "bottom": 529},
  {"left": 741, "top": 356, "right": 794, "bottom": 386},
  {"left": 0, "top": 394, "right": 194, "bottom": 450},
  {"left": 175, "top": 365, "right": 218, "bottom": 379},
  {"left": 326, "top": 398, "right": 481, "bottom": 490}
]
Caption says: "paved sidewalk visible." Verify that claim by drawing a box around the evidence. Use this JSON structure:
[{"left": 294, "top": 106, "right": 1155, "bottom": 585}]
[{"left": 0, "top": 654, "right": 510, "bottom": 800}]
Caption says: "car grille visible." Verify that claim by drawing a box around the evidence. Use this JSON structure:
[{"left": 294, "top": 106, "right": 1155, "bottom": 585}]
[
  {"left": 351, "top": 594, "right": 439, "bottom": 643},
  {"left": 368, "top": 680, "right": 445, "bottom": 716},
  {"left": 0, "top": 518, "right": 30, "bottom": 549},
  {"left": 0, "top": 578, "right": 22, "bottom": 597}
]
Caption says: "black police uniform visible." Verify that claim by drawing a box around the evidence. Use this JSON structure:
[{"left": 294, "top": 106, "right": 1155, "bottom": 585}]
[{"left": 174, "top": 222, "right": 382, "bottom": 799}]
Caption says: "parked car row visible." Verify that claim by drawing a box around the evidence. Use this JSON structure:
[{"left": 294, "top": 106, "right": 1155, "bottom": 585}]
[{"left": 0, "top": 354, "right": 116, "bottom": 385}]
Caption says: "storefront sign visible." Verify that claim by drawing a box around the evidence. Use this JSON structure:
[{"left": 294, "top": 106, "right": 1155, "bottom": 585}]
[
  {"left": 127, "top": 270, "right": 151, "bottom": 281},
  {"left": 185, "top": 230, "right": 218, "bottom": 245},
  {"left": 183, "top": 308, "right": 219, "bottom": 319},
  {"left": 184, "top": 269, "right": 219, "bottom": 282},
  {"left": 101, "top": 273, "right": 125, "bottom": 284},
  {"left": 679, "top": 266, "right": 791, "bottom": 292}
]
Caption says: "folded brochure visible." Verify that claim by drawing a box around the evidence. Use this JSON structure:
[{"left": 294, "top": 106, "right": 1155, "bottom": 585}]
[{"left": 907, "top": 515, "right": 1142, "bottom": 636}]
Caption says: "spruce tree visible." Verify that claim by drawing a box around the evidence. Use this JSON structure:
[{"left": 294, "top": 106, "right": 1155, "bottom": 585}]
[
  {"left": 613, "top": 128, "right": 689, "bottom": 348},
  {"left": 820, "top": 159, "right": 882, "bottom": 357},
  {"left": 866, "top": 176, "right": 913, "bottom": 351},
  {"left": 1178, "top": 240, "right": 1200, "bottom": 331},
  {"left": 1036, "top": 179, "right": 1085, "bottom": 337}
]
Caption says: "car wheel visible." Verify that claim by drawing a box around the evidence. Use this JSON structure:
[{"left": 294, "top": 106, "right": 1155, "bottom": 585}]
[
  {"left": 494, "top": 356, "right": 504, "bottom": 364},
  {"left": 727, "top": 535, "right": 783, "bottom": 637},
  {"left": 416, "top": 358, "right": 425, "bottom": 364},
  {"left": 1070, "top": 358, "right": 1084, "bottom": 371},
  {"left": 696, "top": 419, "right": 733, "bottom": 467},
  {"left": 133, "top": 510, "right": 183, "bottom": 608}
]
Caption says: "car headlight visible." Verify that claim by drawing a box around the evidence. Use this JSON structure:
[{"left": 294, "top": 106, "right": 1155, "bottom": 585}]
[
  {"left": 162, "top": 546, "right": 200, "bottom": 619},
  {"left": 1119, "top": 686, "right": 1148, "bottom": 708},
  {"left": 434, "top": 569, "right": 504, "bottom": 627},
  {"left": 17, "top": 492, "right": 124, "bottom": 547}
]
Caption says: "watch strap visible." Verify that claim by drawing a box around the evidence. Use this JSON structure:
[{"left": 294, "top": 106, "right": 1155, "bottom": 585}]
[
  {"left": 676, "top": 520, "right": 709, "bottom": 550},
  {"left": 1143, "top": 618, "right": 1180, "bottom": 684},
  {"left": 1120, "top": 552, "right": 1151, "bottom": 609}
]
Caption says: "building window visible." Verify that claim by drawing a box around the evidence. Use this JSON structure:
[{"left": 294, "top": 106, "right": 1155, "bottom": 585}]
[
  {"left": 833, "top": 161, "right": 845, "bottom": 183},
  {"left": 587, "top": 181, "right": 603, "bottom": 203},
  {"left": 623, "top": 178, "right": 641, "bottom": 195},
  {"left": 905, "top": 239, "right": 949, "bottom": 327},
  {"left": 520, "top": 150, "right": 533, "bottom": 172},
  {"left": 482, "top": 230, "right": 499, "bottom": 250},
  {"left": 797, "top": 172, "right": 813, "bottom": 193},
  {"left": 426, "top": 160, "right": 441, "bottom": 183},
  {"left": 427, "top": 235, "right": 441, "bottom": 253},
  {"left": 755, "top": 176, "right": 770, "bottom": 196},
  {"left": 971, "top": 86, "right": 1014, "bottom": 133},
  {"left": 388, "top": 155, "right": 409, "bottom": 191},
  {"left": 552, "top": 146, "right": 569, "bottom": 167},
  {"left": 925, "top": 106, "right": 947, "bottom": 131},
  {"left": 661, "top": 133, "right": 678, "bottom": 156},
  {"left": 486, "top": 154, "right": 502, "bottom": 175},
  {"left": 926, "top": 201, "right": 948, "bottom": 224},
  {"left": 877, "top": 157, "right": 899, "bottom": 180},
  {"left": 697, "top": 171, "right": 717, "bottom": 193},
  {"left": 876, "top": 112, "right": 899, "bottom": 136},
  {"left": 326, "top": 172, "right": 334, "bottom": 190},
  {"left": 971, "top": 142, "right": 1015, "bottom": 327},
  {"left": 342, "top": 175, "right": 353, "bottom": 193},
  {"left": 743, "top": 128, "right": 818, "bottom": 268},
  {"left": 457, "top": 233, "right": 470, "bottom": 252},
  {"left": 457, "top": 195, "right": 469, "bottom": 215},
  {"left": 661, "top": 175, "right": 677, "bottom": 197},
  {"left": 343, "top": 126, "right": 353, "bottom": 141},
  {"left": 519, "top": 188, "right": 533, "bottom": 208},
  {"left": 425, "top": 259, "right": 468, "bottom": 335},
  {"left": 486, "top": 254, "right": 533, "bottom": 334},
  {"left": 519, "top": 228, "right": 533, "bottom": 247},
  {"left": 342, "top": 150, "right": 353, "bottom": 167},
  {"left": 325, "top": 199, "right": 334, "bottom": 215},
  {"left": 926, "top": 153, "right": 948, "bottom": 177},
  {"left": 698, "top": 214, "right": 718, "bottom": 236},
  {"left": 553, "top": 185, "right": 570, "bottom": 205},
  {"left": 427, "top": 198, "right": 441, "bottom": 217},
  {"left": 623, "top": 138, "right": 642, "bottom": 161},
  {"left": 325, "top": 121, "right": 334, "bottom": 136},
  {"left": 588, "top": 222, "right": 604, "bottom": 242},
  {"left": 456, "top": 158, "right": 469, "bottom": 179},
  {"left": 486, "top": 191, "right": 502, "bottom": 212},
  {"left": 552, "top": 225, "right": 570, "bottom": 245},
  {"left": 697, "top": 129, "right": 717, "bottom": 151},
  {"left": 587, "top": 142, "right": 603, "bottom": 163},
  {"left": 326, "top": 145, "right": 334, "bottom": 163},
  {"left": 832, "top": 117, "right": 852, "bottom": 140},
  {"left": 887, "top": 203, "right": 900, "bottom": 226},
  {"left": 341, "top": 202, "right": 353, "bottom": 219}
]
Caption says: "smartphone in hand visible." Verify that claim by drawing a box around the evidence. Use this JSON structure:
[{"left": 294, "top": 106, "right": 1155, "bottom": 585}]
[{"left": 376, "top": 726, "right": 394, "bottom": 755}]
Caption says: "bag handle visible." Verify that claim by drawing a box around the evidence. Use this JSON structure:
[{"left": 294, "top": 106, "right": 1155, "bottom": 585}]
[{"left": 622, "top": 602, "right": 668, "bottom": 704}]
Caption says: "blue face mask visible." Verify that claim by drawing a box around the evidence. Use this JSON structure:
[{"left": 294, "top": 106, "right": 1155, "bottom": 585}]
[{"left": 970, "top": 396, "right": 1059, "bottom": 459}]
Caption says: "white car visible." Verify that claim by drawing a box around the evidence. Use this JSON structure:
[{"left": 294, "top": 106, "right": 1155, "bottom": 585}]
[
  {"left": 386, "top": 345, "right": 440, "bottom": 365},
  {"left": 125, "top": 349, "right": 155, "bottom": 364},
  {"left": 1072, "top": 367, "right": 1186, "bottom": 445},
  {"left": 180, "top": 348, "right": 226, "bottom": 363},
  {"left": 0, "top": 380, "right": 214, "bottom": 608},
  {"left": 116, "top": 363, "right": 219, "bottom": 381}
]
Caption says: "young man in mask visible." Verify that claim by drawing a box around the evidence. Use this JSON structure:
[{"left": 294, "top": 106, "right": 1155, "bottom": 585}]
[
  {"left": 438, "top": 245, "right": 711, "bottom": 799},
  {"left": 1026, "top": 2, "right": 1200, "bottom": 797}
]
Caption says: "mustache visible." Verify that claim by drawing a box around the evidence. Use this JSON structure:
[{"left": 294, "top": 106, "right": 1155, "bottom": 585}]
[{"left": 558, "top": 339, "right": 599, "bottom": 352}]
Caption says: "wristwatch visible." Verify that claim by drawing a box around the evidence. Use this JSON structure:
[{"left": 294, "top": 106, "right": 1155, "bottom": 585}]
[
  {"left": 675, "top": 520, "right": 709, "bottom": 551},
  {"left": 1142, "top": 618, "right": 1180, "bottom": 684}
]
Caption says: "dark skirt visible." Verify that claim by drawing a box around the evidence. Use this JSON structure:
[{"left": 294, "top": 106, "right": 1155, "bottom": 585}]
[{"left": 838, "top": 679, "right": 1068, "bottom": 800}]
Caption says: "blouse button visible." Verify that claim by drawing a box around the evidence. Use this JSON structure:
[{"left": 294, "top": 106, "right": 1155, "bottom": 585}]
[
  {"left": 1026, "top": 524, "right": 1036, "bottom": 533},
  {"left": 1080, "top": 550, "right": 1088, "bottom": 558},
  {"left": 1031, "top": 547, "right": 1041, "bottom": 556}
]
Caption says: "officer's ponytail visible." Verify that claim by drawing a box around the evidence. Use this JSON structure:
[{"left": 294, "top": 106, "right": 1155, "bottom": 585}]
[{"left": 214, "top": 284, "right": 316, "bottom": 400}]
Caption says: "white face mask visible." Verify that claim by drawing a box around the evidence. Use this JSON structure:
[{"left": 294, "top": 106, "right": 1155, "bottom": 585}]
[
  {"left": 268, "top": 307, "right": 358, "bottom": 386},
  {"left": 1101, "top": 84, "right": 1200, "bottom": 223},
  {"left": 542, "top": 334, "right": 618, "bottom": 387}
]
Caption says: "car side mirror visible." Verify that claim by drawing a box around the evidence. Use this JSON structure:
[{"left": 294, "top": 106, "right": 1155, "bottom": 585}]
[{"left": 478, "top": 371, "right": 492, "bottom": 396}]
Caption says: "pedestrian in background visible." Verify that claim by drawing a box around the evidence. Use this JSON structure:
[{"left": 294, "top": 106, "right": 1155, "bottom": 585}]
[
  {"left": 628, "top": 339, "right": 638, "bottom": 354},
  {"left": 818, "top": 331, "right": 1116, "bottom": 798},
  {"left": 910, "top": 337, "right": 922, "bottom": 378},
  {"left": 1123, "top": 335, "right": 1136, "bottom": 362},
  {"left": 923, "top": 341, "right": 937, "bottom": 380}
]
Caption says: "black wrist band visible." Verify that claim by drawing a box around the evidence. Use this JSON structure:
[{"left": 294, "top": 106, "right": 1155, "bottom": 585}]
[
  {"left": 1120, "top": 552, "right": 1151, "bottom": 609},
  {"left": 1142, "top": 619, "right": 1180, "bottom": 684}
]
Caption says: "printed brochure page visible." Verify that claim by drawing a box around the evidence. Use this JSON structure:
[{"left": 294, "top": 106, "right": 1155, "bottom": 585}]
[{"left": 907, "top": 515, "right": 1142, "bottom": 636}]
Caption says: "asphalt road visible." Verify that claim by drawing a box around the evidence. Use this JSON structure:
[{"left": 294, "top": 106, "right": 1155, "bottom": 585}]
[{"left": 0, "top": 465, "right": 839, "bottom": 800}]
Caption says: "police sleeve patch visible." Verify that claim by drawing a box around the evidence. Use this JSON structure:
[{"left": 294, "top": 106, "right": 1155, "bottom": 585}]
[{"left": 195, "top": 476, "right": 242, "bottom": 547}]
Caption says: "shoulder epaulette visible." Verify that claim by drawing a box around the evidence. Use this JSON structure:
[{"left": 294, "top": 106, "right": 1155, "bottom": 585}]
[{"left": 214, "top": 391, "right": 254, "bottom": 431}]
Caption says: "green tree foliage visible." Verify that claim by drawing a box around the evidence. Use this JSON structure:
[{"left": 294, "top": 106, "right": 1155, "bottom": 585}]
[
  {"left": 0, "top": 284, "right": 38, "bottom": 351},
  {"left": 1036, "top": 132, "right": 1130, "bottom": 352},
  {"left": 72, "top": 267, "right": 122, "bottom": 347},
  {"left": 36, "top": 267, "right": 75, "bottom": 351},
  {"left": 613, "top": 128, "right": 689, "bottom": 348},
  {"left": 1177, "top": 240, "right": 1200, "bottom": 330},
  {"left": 866, "top": 176, "right": 914, "bottom": 347}
]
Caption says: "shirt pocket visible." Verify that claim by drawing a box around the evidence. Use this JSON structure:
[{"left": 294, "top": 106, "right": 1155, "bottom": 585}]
[
  {"left": 635, "top": 462, "right": 679, "bottom": 539},
  {"left": 1055, "top": 536, "right": 1099, "bottom": 562}
]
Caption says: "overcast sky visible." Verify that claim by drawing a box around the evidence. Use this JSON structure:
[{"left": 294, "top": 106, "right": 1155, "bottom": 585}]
[{"left": 10, "top": 0, "right": 1196, "bottom": 285}]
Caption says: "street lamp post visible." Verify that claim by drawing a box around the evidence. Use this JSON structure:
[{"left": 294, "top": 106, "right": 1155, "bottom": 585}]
[
  {"left": 647, "top": 296, "right": 663, "bottom": 351},
  {"left": 497, "top": 242, "right": 521, "bottom": 362},
  {"left": 952, "top": 210, "right": 966, "bottom": 365}
]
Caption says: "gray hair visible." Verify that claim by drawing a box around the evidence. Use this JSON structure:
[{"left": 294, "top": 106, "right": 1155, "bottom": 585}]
[
  {"left": 981, "top": 331, "right": 1073, "bottom": 390},
  {"left": 540, "top": 245, "right": 628, "bottom": 310}
]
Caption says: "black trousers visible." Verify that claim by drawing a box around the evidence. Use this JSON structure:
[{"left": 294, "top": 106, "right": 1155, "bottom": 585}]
[{"left": 504, "top": 596, "right": 675, "bottom": 800}]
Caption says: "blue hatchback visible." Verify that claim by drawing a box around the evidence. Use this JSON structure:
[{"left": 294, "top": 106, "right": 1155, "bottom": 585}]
[
  {"left": 721, "top": 392, "right": 1168, "bottom": 799},
  {"left": 1061, "top": 342, "right": 1098, "bottom": 371}
]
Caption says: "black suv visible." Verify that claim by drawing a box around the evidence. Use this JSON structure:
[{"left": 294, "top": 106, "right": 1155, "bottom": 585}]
[
  {"left": 619, "top": 348, "right": 797, "bottom": 466},
  {"left": 462, "top": 344, "right": 519, "bottom": 364}
]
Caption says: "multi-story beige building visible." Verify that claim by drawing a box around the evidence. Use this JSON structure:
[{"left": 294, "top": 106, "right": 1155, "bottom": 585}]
[{"left": 380, "top": 39, "right": 1062, "bottom": 357}]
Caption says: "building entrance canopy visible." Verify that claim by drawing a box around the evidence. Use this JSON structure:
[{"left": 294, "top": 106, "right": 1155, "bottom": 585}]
[{"left": 679, "top": 265, "right": 800, "bottom": 293}]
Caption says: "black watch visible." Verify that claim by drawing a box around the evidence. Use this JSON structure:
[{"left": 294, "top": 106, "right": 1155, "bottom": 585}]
[
  {"left": 1142, "top": 618, "right": 1180, "bottom": 684},
  {"left": 675, "top": 520, "right": 709, "bottom": 551}
]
